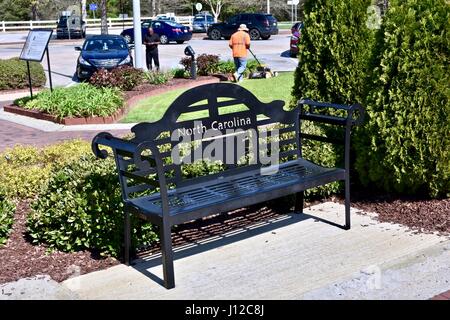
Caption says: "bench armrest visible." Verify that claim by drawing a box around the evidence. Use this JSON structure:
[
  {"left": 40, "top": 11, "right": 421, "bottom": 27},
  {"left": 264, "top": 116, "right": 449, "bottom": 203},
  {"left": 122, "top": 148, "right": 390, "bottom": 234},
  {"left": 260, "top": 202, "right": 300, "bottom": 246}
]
[
  {"left": 92, "top": 132, "right": 171, "bottom": 213},
  {"left": 298, "top": 99, "right": 365, "bottom": 127},
  {"left": 132, "top": 141, "right": 171, "bottom": 214},
  {"left": 92, "top": 132, "right": 138, "bottom": 159},
  {"left": 91, "top": 132, "right": 165, "bottom": 182}
]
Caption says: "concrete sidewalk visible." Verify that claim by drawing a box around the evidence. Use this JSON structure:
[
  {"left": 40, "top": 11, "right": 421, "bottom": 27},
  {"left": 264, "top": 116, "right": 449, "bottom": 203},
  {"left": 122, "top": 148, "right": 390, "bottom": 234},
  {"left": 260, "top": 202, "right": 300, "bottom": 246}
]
[{"left": 60, "top": 202, "right": 449, "bottom": 300}]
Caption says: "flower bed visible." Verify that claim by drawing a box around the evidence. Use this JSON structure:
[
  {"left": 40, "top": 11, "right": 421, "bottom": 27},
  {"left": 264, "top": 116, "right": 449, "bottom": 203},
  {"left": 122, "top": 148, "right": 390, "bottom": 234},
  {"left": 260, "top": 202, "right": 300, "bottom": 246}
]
[
  {"left": 3, "top": 104, "right": 126, "bottom": 125},
  {"left": 4, "top": 77, "right": 221, "bottom": 125}
]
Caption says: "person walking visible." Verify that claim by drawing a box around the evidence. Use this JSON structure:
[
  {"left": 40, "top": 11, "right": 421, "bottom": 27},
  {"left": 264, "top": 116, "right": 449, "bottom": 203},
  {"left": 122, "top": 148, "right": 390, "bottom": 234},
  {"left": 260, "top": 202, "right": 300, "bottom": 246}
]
[
  {"left": 143, "top": 27, "right": 160, "bottom": 71},
  {"left": 229, "top": 24, "right": 251, "bottom": 83}
]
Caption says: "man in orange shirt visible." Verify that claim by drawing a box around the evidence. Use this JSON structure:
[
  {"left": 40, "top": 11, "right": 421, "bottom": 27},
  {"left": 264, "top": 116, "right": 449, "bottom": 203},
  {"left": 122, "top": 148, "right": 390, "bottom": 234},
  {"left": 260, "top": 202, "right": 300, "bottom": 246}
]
[{"left": 229, "top": 24, "right": 251, "bottom": 83}]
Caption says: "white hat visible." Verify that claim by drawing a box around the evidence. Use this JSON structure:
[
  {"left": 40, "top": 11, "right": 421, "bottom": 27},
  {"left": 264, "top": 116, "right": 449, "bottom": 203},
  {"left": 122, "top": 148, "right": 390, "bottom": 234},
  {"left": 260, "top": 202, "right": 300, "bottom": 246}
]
[{"left": 238, "top": 24, "right": 249, "bottom": 31}]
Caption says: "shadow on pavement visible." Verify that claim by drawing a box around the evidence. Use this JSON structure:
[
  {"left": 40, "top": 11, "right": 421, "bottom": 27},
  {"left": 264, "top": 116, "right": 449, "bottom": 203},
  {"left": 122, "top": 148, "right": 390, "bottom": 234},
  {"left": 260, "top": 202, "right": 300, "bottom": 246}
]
[
  {"left": 280, "top": 50, "right": 295, "bottom": 58},
  {"left": 131, "top": 208, "right": 346, "bottom": 287}
]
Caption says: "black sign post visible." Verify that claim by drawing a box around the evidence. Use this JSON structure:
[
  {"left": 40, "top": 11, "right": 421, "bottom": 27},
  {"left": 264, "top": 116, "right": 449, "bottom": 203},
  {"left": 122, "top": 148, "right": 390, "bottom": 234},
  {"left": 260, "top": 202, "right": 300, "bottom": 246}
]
[
  {"left": 46, "top": 47, "right": 53, "bottom": 91},
  {"left": 19, "top": 29, "right": 53, "bottom": 98},
  {"left": 26, "top": 61, "right": 33, "bottom": 98}
]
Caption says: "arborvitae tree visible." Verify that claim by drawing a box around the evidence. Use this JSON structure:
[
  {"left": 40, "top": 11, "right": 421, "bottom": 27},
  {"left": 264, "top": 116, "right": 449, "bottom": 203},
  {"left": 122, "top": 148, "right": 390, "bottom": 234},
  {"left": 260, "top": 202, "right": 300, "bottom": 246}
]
[
  {"left": 355, "top": 0, "right": 450, "bottom": 197},
  {"left": 289, "top": 0, "right": 375, "bottom": 198},
  {"left": 291, "top": 0, "right": 374, "bottom": 106}
]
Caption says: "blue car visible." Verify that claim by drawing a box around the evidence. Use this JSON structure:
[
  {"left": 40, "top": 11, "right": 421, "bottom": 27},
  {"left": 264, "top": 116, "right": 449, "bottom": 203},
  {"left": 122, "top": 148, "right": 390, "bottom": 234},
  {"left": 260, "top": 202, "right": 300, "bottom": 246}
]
[
  {"left": 75, "top": 35, "right": 133, "bottom": 80},
  {"left": 192, "top": 14, "right": 214, "bottom": 33},
  {"left": 120, "top": 20, "right": 192, "bottom": 45}
]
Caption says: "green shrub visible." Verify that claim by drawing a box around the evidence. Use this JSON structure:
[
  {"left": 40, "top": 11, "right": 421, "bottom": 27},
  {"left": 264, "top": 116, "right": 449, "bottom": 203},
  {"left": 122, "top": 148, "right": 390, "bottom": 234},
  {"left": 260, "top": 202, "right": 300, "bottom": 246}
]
[
  {"left": 27, "top": 154, "right": 158, "bottom": 257},
  {"left": 288, "top": 0, "right": 374, "bottom": 198},
  {"left": 300, "top": 122, "right": 344, "bottom": 198},
  {"left": 215, "top": 60, "right": 235, "bottom": 74},
  {"left": 0, "top": 57, "right": 46, "bottom": 90},
  {"left": 215, "top": 59, "right": 259, "bottom": 75},
  {"left": 291, "top": 0, "right": 374, "bottom": 106},
  {"left": 179, "top": 55, "right": 261, "bottom": 78},
  {"left": 144, "top": 70, "right": 174, "bottom": 85},
  {"left": 89, "top": 68, "right": 119, "bottom": 89},
  {"left": 172, "top": 67, "right": 189, "bottom": 79},
  {"left": 25, "top": 144, "right": 237, "bottom": 256},
  {"left": 0, "top": 140, "right": 91, "bottom": 199},
  {"left": 89, "top": 66, "right": 144, "bottom": 91},
  {"left": 0, "top": 193, "right": 15, "bottom": 246},
  {"left": 355, "top": 0, "right": 450, "bottom": 197},
  {"left": 243, "top": 60, "right": 260, "bottom": 77},
  {"left": 110, "top": 65, "right": 145, "bottom": 91},
  {"left": 180, "top": 54, "right": 220, "bottom": 76},
  {"left": 15, "top": 83, "right": 124, "bottom": 119}
]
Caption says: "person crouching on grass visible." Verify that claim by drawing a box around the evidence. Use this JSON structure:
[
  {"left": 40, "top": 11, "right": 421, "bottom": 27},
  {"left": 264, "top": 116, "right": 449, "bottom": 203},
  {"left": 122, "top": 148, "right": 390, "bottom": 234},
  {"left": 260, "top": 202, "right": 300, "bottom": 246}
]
[{"left": 229, "top": 24, "right": 251, "bottom": 83}]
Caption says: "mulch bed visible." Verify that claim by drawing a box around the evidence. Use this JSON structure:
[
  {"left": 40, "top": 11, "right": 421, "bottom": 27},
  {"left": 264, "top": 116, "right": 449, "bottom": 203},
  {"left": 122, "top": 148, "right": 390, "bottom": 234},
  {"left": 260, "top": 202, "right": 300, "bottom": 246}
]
[
  {"left": 0, "top": 201, "right": 118, "bottom": 285},
  {"left": 336, "top": 190, "right": 450, "bottom": 236}
]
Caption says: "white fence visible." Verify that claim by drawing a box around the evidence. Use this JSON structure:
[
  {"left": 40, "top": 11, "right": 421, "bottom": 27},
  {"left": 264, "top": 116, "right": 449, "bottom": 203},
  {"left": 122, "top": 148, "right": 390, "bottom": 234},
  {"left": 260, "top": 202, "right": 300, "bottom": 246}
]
[{"left": 0, "top": 16, "right": 194, "bottom": 32}]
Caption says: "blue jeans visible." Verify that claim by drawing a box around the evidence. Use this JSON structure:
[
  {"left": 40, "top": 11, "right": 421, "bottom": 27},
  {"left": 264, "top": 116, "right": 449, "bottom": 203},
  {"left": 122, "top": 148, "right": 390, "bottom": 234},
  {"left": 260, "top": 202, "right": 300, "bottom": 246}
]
[{"left": 233, "top": 57, "right": 247, "bottom": 82}]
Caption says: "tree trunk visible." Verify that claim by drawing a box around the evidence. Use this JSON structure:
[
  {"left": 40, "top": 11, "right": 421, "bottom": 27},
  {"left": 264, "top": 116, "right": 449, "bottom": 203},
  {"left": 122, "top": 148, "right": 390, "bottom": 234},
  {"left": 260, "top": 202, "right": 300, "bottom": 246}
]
[
  {"left": 151, "top": 0, "right": 156, "bottom": 16},
  {"left": 81, "top": 0, "right": 87, "bottom": 21},
  {"left": 31, "top": 4, "right": 38, "bottom": 20},
  {"left": 100, "top": 0, "right": 108, "bottom": 34}
]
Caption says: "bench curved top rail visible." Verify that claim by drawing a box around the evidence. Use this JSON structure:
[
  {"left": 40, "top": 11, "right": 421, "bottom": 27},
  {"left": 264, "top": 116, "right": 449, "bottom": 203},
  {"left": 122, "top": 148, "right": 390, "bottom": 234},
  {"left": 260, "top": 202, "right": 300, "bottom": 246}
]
[{"left": 131, "top": 83, "right": 298, "bottom": 142}]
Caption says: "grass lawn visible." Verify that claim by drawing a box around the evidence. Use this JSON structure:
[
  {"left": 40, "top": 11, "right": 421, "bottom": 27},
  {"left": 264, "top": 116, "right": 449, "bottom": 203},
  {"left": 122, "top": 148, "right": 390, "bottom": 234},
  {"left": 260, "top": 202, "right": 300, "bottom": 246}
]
[
  {"left": 121, "top": 71, "right": 295, "bottom": 123},
  {"left": 278, "top": 23, "right": 293, "bottom": 29}
]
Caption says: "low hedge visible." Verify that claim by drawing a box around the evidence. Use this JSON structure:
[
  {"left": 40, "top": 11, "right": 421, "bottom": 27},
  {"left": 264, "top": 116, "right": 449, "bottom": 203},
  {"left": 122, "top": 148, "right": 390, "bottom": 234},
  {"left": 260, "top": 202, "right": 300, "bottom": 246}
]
[
  {"left": 27, "top": 154, "right": 158, "bottom": 257},
  {"left": 0, "top": 140, "right": 91, "bottom": 199},
  {"left": 179, "top": 54, "right": 260, "bottom": 77},
  {"left": 14, "top": 83, "right": 124, "bottom": 119},
  {"left": 0, "top": 57, "right": 46, "bottom": 90},
  {"left": 0, "top": 193, "right": 15, "bottom": 246}
]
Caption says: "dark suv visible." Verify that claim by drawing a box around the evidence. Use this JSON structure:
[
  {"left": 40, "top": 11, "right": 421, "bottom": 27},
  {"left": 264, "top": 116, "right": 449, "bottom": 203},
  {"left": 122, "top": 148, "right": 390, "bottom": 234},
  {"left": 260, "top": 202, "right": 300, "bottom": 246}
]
[
  {"left": 207, "top": 13, "right": 278, "bottom": 40},
  {"left": 56, "top": 15, "right": 86, "bottom": 39}
]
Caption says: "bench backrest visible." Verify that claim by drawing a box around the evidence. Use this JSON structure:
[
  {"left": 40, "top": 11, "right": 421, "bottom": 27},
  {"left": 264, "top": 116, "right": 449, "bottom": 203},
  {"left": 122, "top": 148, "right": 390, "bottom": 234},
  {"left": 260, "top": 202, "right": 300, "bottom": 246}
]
[{"left": 126, "top": 83, "right": 300, "bottom": 191}]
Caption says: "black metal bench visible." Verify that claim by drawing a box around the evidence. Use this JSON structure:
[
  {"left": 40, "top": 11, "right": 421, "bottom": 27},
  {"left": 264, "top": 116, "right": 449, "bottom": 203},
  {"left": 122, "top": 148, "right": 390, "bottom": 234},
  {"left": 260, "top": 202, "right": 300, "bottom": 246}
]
[{"left": 92, "top": 83, "right": 364, "bottom": 289}]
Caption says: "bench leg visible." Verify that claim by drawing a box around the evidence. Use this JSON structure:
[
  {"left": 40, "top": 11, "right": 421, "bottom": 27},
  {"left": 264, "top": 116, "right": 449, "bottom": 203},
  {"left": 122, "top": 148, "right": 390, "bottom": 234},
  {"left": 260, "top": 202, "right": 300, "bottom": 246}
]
[
  {"left": 294, "top": 191, "right": 304, "bottom": 213},
  {"left": 344, "top": 178, "right": 351, "bottom": 230},
  {"left": 124, "top": 210, "right": 131, "bottom": 265},
  {"left": 160, "top": 223, "right": 175, "bottom": 289}
]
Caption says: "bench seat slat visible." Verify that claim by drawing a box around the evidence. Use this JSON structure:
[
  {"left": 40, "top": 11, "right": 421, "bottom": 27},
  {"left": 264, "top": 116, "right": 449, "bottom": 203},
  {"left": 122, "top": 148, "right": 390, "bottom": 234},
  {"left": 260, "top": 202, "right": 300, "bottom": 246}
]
[{"left": 126, "top": 159, "right": 345, "bottom": 223}]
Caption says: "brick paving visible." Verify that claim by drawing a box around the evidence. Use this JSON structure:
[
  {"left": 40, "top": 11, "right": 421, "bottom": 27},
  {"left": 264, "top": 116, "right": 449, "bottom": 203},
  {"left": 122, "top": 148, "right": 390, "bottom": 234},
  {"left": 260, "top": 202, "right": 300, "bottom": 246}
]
[
  {"left": 431, "top": 290, "right": 450, "bottom": 300},
  {"left": 0, "top": 119, "right": 129, "bottom": 151}
]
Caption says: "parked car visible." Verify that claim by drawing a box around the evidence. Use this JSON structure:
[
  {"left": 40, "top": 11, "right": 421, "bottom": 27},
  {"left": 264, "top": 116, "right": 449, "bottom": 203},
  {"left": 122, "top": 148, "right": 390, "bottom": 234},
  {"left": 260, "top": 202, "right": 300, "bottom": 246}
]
[
  {"left": 156, "top": 15, "right": 176, "bottom": 22},
  {"left": 120, "top": 19, "right": 192, "bottom": 44},
  {"left": 56, "top": 15, "right": 86, "bottom": 39},
  {"left": 75, "top": 35, "right": 133, "bottom": 80},
  {"left": 291, "top": 21, "right": 304, "bottom": 35},
  {"left": 207, "top": 13, "right": 278, "bottom": 40},
  {"left": 289, "top": 21, "right": 304, "bottom": 57},
  {"left": 192, "top": 14, "right": 214, "bottom": 33}
]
